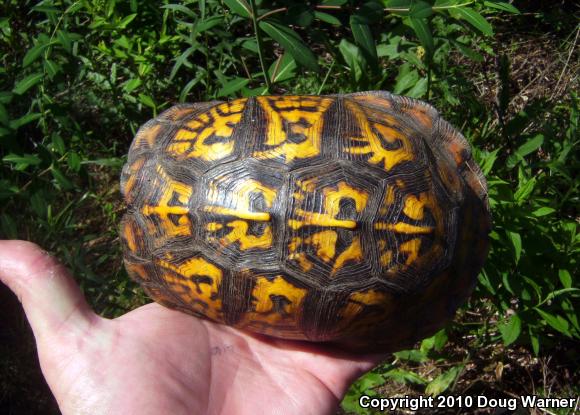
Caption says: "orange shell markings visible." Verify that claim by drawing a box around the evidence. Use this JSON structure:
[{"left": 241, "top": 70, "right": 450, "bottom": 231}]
[{"left": 120, "top": 91, "right": 491, "bottom": 352}]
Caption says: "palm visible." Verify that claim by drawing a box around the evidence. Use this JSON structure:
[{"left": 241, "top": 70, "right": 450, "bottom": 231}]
[{"left": 0, "top": 241, "right": 383, "bottom": 415}]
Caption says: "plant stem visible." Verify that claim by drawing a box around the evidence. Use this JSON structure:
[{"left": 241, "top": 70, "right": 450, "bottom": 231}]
[
  {"left": 384, "top": 1, "right": 475, "bottom": 13},
  {"left": 257, "top": 7, "right": 287, "bottom": 22},
  {"left": 249, "top": 0, "right": 271, "bottom": 92},
  {"left": 317, "top": 58, "right": 335, "bottom": 95},
  {"left": 427, "top": 63, "right": 432, "bottom": 100}
]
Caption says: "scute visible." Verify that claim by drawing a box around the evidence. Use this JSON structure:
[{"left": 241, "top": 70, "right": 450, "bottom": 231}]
[
  {"left": 196, "top": 159, "right": 285, "bottom": 269},
  {"left": 282, "top": 161, "right": 382, "bottom": 286},
  {"left": 120, "top": 91, "right": 491, "bottom": 352}
]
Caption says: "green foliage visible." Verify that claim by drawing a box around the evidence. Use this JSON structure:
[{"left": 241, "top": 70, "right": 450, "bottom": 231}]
[
  {"left": 476, "top": 94, "right": 580, "bottom": 350},
  {"left": 0, "top": 0, "right": 578, "bottom": 412}
]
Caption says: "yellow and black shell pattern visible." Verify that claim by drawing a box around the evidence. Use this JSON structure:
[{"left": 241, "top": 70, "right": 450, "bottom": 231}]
[{"left": 120, "top": 91, "right": 491, "bottom": 352}]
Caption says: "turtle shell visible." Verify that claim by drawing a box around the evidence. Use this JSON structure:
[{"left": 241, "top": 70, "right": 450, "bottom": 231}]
[{"left": 120, "top": 91, "right": 491, "bottom": 352}]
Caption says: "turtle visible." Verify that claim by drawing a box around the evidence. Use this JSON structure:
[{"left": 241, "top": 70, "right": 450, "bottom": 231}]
[{"left": 120, "top": 91, "right": 491, "bottom": 352}]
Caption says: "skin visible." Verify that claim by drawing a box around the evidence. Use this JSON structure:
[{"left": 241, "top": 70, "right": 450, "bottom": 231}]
[{"left": 0, "top": 240, "right": 386, "bottom": 415}]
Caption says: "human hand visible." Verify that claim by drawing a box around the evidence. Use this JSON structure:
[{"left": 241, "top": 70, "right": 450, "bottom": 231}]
[{"left": 0, "top": 240, "right": 385, "bottom": 415}]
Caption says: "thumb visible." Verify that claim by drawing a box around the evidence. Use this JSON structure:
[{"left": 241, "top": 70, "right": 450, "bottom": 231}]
[{"left": 0, "top": 240, "right": 96, "bottom": 341}]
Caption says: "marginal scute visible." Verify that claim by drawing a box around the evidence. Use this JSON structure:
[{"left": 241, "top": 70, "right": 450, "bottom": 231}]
[
  {"left": 237, "top": 274, "right": 307, "bottom": 337},
  {"left": 121, "top": 91, "right": 491, "bottom": 352},
  {"left": 155, "top": 255, "right": 224, "bottom": 322},
  {"left": 433, "top": 117, "right": 489, "bottom": 207},
  {"left": 335, "top": 289, "right": 395, "bottom": 335},
  {"left": 166, "top": 99, "right": 248, "bottom": 162}
]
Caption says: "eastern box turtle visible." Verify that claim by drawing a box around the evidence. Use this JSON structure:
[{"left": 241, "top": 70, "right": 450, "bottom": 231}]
[{"left": 120, "top": 91, "right": 491, "bottom": 352}]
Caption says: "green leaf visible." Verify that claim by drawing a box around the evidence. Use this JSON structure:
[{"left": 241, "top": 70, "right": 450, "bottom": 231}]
[
  {"left": 559, "top": 269, "right": 572, "bottom": 289},
  {"left": 217, "top": 77, "right": 250, "bottom": 97},
  {"left": 51, "top": 167, "right": 74, "bottom": 190},
  {"left": 394, "top": 66, "right": 419, "bottom": 94},
  {"left": 314, "top": 11, "right": 341, "bottom": 25},
  {"left": 106, "top": 0, "right": 116, "bottom": 18},
  {"left": 514, "top": 177, "right": 536, "bottom": 203},
  {"left": 241, "top": 38, "right": 259, "bottom": 53},
  {"left": 123, "top": 78, "right": 142, "bottom": 93},
  {"left": 57, "top": 30, "right": 82, "bottom": 53},
  {"left": 499, "top": 314, "right": 521, "bottom": 345},
  {"left": 517, "top": 134, "right": 544, "bottom": 158},
  {"left": 0, "top": 91, "right": 12, "bottom": 104},
  {"left": 350, "top": 16, "right": 377, "bottom": 63},
  {"left": 45, "top": 59, "right": 61, "bottom": 78},
  {"left": 170, "top": 46, "right": 197, "bottom": 80},
  {"left": 478, "top": 269, "right": 496, "bottom": 295},
  {"left": 506, "top": 231, "right": 522, "bottom": 264},
  {"left": 179, "top": 75, "right": 203, "bottom": 103},
  {"left": 223, "top": 0, "right": 252, "bottom": 18},
  {"left": 393, "top": 349, "right": 428, "bottom": 362},
  {"left": 477, "top": 148, "right": 499, "bottom": 175},
  {"left": 161, "top": 4, "right": 198, "bottom": 19},
  {"left": 409, "top": 17, "right": 433, "bottom": 57},
  {"left": 339, "top": 39, "right": 364, "bottom": 82},
  {"left": 9, "top": 112, "right": 42, "bottom": 130},
  {"left": 542, "top": 289, "right": 580, "bottom": 307},
  {"left": 341, "top": 393, "right": 373, "bottom": 415},
  {"left": 483, "top": 1, "right": 520, "bottom": 14},
  {"left": 451, "top": 40, "right": 484, "bottom": 62},
  {"left": 242, "top": 86, "right": 268, "bottom": 97},
  {"left": 531, "top": 207, "right": 555, "bottom": 217},
  {"left": 196, "top": 15, "right": 224, "bottom": 33},
  {"left": 268, "top": 53, "right": 297, "bottom": 83},
  {"left": 425, "top": 366, "right": 463, "bottom": 396},
  {"left": 23, "top": 42, "right": 53, "bottom": 67},
  {"left": 434, "top": 329, "right": 448, "bottom": 350},
  {"left": 454, "top": 7, "right": 493, "bottom": 36},
  {"left": 259, "top": 21, "right": 318, "bottom": 71},
  {"left": 377, "top": 43, "right": 400, "bottom": 59},
  {"left": 13, "top": 73, "right": 44, "bottom": 95},
  {"left": 420, "top": 329, "right": 447, "bottom": 352},
  {"left": 409, "top": 0, "right": 433, "bottom": 18},
  {"left": 3, "top": 153, "right": 42, "bottom": 168},
  {"left": 117, "top": 13, "right": 137, "bottom": 29},
  {"left": 406, "top": 77, "right": 428, "bottom": 98},
  {"left": 535, "top": 309, "right": 571, "bottom": 337},
  {"left": 31, "top": 5, "right": 61, "bottom": 13},
  {"left": 384, "top": 368, "right": 427, "bottom": 385},
  {"left": 357, "top": 373, "right": 386, "bottom": 390},
  {"left": 138, "top": 94, "right": 156, "bottom": 109},
  {"left": 114, "top": 35, "right": 131, "bottom": 49},
  {"left": 68, "top": 152, "right": 82, "bottom": 172},
  {"left": 529, "top": 327, "right": 540, "bottom": 355},
  {"left": 51, "top": 134, "right": 66, "bottom": 155}
]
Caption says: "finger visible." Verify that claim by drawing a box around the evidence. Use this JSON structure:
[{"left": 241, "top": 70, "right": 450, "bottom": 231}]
[{"left": 0, "top": 240, "right": 96, "bottom": 340}]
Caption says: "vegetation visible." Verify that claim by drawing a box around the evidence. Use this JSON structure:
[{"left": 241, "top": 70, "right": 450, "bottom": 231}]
[{"left": 0, "top": 0, "right": 578, "bottom": 413}]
